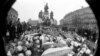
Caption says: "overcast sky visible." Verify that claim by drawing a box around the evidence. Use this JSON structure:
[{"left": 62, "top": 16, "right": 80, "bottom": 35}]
[{"left": 12, "top": 0, "right": 89, "bottom": 24}]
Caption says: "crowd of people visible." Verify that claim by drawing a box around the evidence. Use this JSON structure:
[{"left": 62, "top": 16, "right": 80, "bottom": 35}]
[{"left": 5, "top": 26, "right": 97, "bottom": 56}]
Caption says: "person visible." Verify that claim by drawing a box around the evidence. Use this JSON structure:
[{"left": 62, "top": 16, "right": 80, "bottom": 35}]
[{"left": 0, "top": 0, "right": 16, "bottom": 56}]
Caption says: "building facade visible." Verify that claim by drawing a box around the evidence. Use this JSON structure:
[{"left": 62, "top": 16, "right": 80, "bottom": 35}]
[
  {"left": 27, "top": 19, "right": 39, "bottom": 26},
  {"left": 60, "top": 7, "right": 98, "bottom": 30}
]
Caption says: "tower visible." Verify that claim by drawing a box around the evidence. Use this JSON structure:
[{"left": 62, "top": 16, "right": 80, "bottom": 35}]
[
  {"left": 50, "top": 11, "right": 57, "bottom": 25},
  {"left": 43, "top": 3, "right": 49, "bottom": 19},
  {"left": 44, "top": 3, "right": 49, "bottom": 12},
  {"left": 38, "top": 10, "right": 44, "bottom": 23},
  {"left": 39, "top": 10, "right": 43, "bottom": 19},
  {"left": 50, "top": 11, "right": 54, "bottom": 19},
  {"left": 50, "top": 11, "right": 54, "bottom": 24}
]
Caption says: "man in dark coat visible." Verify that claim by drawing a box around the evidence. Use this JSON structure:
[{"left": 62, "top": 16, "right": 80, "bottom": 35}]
[{"left": 0, "top": 0, "right": 16, "bottom": 56}]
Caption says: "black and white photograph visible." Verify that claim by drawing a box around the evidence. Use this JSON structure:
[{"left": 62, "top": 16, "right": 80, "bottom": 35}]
[{"left": 0, "top": 0, "right": 99, "bottom": 56}]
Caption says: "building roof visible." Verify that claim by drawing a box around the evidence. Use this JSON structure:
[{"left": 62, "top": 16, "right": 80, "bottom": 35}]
[{"left": 8, "top": 7, "right": 18, "bottom": 16}]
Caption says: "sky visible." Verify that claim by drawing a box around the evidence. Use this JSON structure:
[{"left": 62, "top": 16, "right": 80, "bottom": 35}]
[{"left": 12, "top": 0, "right": 89, "bottom": 24}]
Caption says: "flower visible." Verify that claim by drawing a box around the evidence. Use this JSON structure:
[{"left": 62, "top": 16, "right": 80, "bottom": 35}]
[
  {"left": 7, "top": 51, "right": 12, "bottom": 56},
  {"left": 35, "top": 40, "right": 40, "bottom": 44},
  {"left": 25, "top": 50, "right": 32, "bottom": 56},
  {"left": 85, "top": 49, "right": 91, "bottom": 54},
  {"left": 18, "top": 53, "right": 24, "bottom": 56},
  {"left": 17, "top": 45, "right": 23, "bottom": 51}
]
